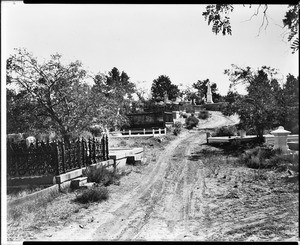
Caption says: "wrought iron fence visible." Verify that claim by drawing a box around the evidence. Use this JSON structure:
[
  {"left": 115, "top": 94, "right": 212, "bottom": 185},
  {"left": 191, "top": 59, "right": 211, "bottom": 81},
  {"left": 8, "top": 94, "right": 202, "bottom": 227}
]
[{"left": 7, "top": 135, "right": 109, "bottom": 178}]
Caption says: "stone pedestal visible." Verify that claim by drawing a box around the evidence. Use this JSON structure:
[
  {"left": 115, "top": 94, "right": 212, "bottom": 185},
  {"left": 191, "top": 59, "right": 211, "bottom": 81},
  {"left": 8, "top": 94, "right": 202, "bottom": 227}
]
[{"left": 271, "top": 126, "right": 291, "bottom": 153}]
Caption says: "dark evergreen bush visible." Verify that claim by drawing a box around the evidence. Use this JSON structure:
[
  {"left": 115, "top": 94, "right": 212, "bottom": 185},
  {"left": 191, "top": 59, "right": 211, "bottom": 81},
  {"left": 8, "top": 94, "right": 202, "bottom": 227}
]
[
  {"left": 173, "top": 121, "right": 182, "bottom": 135},
  {"left": 185, "top": 114, "right": 199, "bottom": 129},
  {"left": 198, "top": 110, "right": 209, "bottom": 120},
  {"left": 213, "top": 125, "right": 237, "bottom": 137}
]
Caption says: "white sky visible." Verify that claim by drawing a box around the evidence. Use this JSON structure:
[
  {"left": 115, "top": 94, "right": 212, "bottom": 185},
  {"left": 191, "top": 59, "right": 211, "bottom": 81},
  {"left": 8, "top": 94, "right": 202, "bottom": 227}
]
[{"left": 1, "top": 3, "right": 299, "bottom": 96}]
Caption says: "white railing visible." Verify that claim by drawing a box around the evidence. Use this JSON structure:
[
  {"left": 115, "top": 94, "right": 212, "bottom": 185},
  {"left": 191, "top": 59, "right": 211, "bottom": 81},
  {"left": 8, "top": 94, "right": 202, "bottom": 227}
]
[
  {"left": 264, "top": 134, "right": 299, "bottom": 146},
  {"left": 110, "top": 128, "right": 167, "bottom": 138}
]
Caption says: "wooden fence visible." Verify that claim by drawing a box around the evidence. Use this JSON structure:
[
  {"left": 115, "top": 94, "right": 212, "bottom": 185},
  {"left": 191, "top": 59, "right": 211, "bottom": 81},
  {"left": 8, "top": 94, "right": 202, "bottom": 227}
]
[{"left": 7, "top": 135, "right": 109, "bottom": 178}]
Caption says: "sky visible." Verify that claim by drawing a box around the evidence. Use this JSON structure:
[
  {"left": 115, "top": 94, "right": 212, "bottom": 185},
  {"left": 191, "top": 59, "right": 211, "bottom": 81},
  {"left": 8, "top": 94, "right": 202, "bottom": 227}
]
[{"left": 1, "top": 3, "right": 299, "bottom": 96}]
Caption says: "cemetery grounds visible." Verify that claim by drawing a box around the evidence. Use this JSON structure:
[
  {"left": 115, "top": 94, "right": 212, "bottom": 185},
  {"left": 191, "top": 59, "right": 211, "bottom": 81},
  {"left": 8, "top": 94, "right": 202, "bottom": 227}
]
[{"left": 7, "top": 112, "right": 299, "bottom": 241}]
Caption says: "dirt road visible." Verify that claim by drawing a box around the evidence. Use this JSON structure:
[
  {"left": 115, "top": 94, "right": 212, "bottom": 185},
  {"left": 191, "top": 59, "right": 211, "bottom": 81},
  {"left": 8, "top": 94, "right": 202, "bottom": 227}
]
[
  {"left": 32, "top": 112, "right": 297, "bottom": 241},
  {"left": 91, "top": 131, "right": 207, "bottom": 240},
  {"left": 34, "top": 131, "right": 207, "bottom": 240},
  {"left": 33, "top": 112, "right": 242, "bottom": 241}
]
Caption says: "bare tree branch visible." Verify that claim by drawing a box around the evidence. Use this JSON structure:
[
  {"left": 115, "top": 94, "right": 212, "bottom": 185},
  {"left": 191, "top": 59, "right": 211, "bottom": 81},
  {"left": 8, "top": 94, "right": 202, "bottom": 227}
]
[{"left": 241, "top": 4, "right": 261, "bottom": 23}]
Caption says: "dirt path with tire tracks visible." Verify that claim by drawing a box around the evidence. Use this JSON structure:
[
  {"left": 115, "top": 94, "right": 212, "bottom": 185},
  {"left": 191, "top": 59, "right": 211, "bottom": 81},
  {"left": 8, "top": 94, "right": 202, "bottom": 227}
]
[
  {"left": 34, "top": 112, "right": 244, "bottom": 241},
  {"left": 35, "top": 131, "right": 209, "bottom": 241},
  {"left": 92, "top": 132, "right": 206, "bottom": 241}
]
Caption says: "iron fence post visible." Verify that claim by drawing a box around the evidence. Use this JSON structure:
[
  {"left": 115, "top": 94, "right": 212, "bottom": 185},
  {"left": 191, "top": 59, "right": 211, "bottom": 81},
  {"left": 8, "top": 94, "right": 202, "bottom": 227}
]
[
  {"left": 61, "top": 140, "right": 66, "bottom": 173},
  {"left": 92, "top": 137, "right": 96, "bottom": 164},
  {"left": 54, "top": 141, "right": 60, "bottom": 175},
  {"left": 101, "top": 136, "right": 105, "bottom": 161},
  {"left": 77, "top": 138, "right": 81, "bottom": 168},
  {"left": 88, "top": 138, "right": 92, "bottom": 165},
  {"left": 81, "top": 138, "right": 85, "bottom": 167},
  {"left": 106, "top": 135, "right": 109, "bottom": 160}
]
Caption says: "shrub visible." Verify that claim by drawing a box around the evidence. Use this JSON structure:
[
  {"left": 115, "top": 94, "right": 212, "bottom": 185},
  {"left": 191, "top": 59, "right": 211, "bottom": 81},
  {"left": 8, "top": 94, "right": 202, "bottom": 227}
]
[
  {"left": 185, "top": 114, "right": 199, "bottom": 129},
  {"left": 268, "top": 153, "right": 299, "bottom": 172},
  {"left": 198, "top": 110, "right": 209, "bottom": 120},
  {"left": 85, "top": 166, "right": 116, "bottom": 186},
  {"left": 74, "top": 186, "right": 109, "bottom": 204},
  {"left": 89, "top": 126, "right": 103, "bottom": 137},
  {"left": 185, "top": 107, "right": 195, "bottom": 114},
  {"left": 78, "top": 130, "right": 93, "bottom": 140},
  {"left": 173, "top": 121, "right": 182, "bottom": 135},
  {"left": 213, "top": 125, "right": 237, "bottom": 137},
  {"left": 238, "top": 146, "right": 289, "bottom": 170}
]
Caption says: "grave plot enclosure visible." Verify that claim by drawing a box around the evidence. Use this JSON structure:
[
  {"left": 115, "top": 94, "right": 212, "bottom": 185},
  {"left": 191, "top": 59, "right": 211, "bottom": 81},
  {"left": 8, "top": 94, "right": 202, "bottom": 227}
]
[
  {"left": 7, "top": 135, "right": 109, "bottom": 178},
  {"left": 125, "top": 111, "right": 174, "bottom": 129}
]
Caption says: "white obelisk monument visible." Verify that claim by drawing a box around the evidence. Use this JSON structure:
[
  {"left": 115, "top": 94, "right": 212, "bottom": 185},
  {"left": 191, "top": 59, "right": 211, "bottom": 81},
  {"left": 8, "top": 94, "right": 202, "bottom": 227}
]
[{"left": 206, "top": 81, "right": 214, "bottom": 103}]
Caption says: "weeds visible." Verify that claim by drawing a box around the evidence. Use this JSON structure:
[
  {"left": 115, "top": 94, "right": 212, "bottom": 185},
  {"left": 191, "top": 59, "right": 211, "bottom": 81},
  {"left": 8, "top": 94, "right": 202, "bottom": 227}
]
[
  {"left": 74, "top": 186, "right": 109, "bottom": 204},
  {"left": 85, "top": 166, "right": 119, "bottom": 186},
  {"left": 8, "top": 189, "right": 61, "bottom": 223},
  {"left": 173, "top": 121, "right": 182, "bottom": 136},
  {"left": 238, "top": 146, "right": 298, "bottom": 172}
]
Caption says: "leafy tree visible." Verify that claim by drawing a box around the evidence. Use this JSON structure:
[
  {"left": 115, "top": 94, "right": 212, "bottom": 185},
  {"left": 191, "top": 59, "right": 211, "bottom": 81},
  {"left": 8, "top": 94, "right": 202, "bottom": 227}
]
[
  {"left": 203, "top": 4, "right": 299, "bottom": 53},
  {"left": 282, "top": 4, "right": 299, "bottom": 53},
  {"left": 192, "top": 79, "right": 222, "bottom": 103},
  {"left": 180, "top": 86, "right": 200, "bottom": 105},
  {"left": 279, "top": 74, "right": 299, "bottom": 133},
  {"left": 7, "top": 48, "right": 111, "bottom": 140},
  {"left": 151, "top": 75, "right": 180, "bottom": 102},
  {"left": 222, "top": 65, "right": 285, "bottom": 140},
  {"left": 7, "top": 89, "right": 39, "bottom": 134},
  {"left": 222, "top": 91, "right": 244, "bottom": 116},
  {"left": 92, "top": 67, "right": 136, "bottom": 116}
]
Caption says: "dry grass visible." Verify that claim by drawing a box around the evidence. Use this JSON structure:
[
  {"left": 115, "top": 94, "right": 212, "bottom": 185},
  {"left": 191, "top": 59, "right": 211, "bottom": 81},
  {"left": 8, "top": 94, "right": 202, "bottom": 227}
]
[
  {"left": 7, "top": 187, "right": 91, "bottom": 241},
  {"left": 195, "top": 143, "right": 299, "bottom": 241},
  {"left": 7, "top": 185, "right": 53, "bottom": 202}
]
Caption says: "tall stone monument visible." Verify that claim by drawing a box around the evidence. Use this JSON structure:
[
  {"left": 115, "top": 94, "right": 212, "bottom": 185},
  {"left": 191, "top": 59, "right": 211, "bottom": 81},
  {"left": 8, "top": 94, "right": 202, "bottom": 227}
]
[{"left": 206, "top": 81, "right": 214, "bottom": 104}]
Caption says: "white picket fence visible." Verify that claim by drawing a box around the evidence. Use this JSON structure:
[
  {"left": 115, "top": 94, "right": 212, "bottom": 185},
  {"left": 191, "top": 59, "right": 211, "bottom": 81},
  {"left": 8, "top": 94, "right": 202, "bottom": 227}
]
[{"left": 110, "top": 128, "right": 167, "bottom": 138}]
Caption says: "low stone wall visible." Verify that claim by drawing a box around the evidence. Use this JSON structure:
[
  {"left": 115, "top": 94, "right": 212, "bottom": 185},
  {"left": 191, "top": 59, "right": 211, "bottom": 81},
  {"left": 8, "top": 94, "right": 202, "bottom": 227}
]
[
  {"left": 8, "top": 184, "right": 60, "bottom": 207},
  {"left": 7, "top": 159, "right": 114, "bottom": 209},
  {"left": 109, "top": 147, "right": 144, "bottom": 170}
]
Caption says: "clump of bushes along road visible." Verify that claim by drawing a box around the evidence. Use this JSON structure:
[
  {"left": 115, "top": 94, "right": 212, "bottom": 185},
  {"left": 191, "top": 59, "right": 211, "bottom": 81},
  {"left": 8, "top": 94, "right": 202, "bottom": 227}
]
[
  {"left": 173, "top": 121, "right": 182, "bottom": 135},
  {"left": 185, "top": 114, "right": 199, "bottom": 129},
  {"left": 74, "top": 186, "right": 109, "bottom": 204},
  {"left": 238, "top": 146, "right": 299, "bottom": 172},
  {"left": 198, "top": 110, "right": 210, "bottom": 120},
  {"left": 212, "top": 125, "right": 237, "bottom": 137}
]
